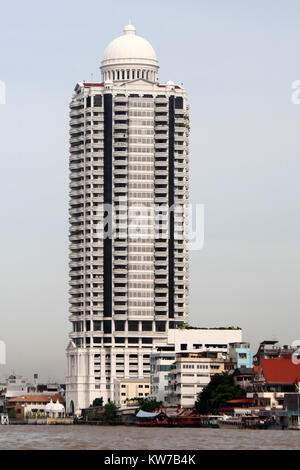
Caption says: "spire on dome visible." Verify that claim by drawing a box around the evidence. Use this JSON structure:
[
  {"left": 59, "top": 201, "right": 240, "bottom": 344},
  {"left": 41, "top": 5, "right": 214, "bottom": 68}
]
[{"left": 123, "top": 23, "right": 136, "bottom": 35}]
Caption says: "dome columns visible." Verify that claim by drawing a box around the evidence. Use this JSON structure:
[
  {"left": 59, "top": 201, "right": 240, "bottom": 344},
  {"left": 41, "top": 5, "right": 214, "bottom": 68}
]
[{"left": 102, "top": 66, "right": 157, "bottom": 83}]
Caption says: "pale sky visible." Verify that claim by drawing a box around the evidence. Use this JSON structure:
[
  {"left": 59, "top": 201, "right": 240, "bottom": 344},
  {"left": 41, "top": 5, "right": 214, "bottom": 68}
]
[{"left": 0, "top": 0, "right": 299, "bottom": 382}]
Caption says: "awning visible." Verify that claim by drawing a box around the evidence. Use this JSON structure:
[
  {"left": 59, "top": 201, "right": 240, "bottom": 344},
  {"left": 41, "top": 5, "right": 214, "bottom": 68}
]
[{"left": 136, "top": 410, "right": 162, "bottom": 418}]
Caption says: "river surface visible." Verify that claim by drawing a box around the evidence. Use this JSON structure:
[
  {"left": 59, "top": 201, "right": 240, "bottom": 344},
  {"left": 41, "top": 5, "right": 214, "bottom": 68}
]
[{"left": 0, "top": 426, "right": 299, "bottom": 450}]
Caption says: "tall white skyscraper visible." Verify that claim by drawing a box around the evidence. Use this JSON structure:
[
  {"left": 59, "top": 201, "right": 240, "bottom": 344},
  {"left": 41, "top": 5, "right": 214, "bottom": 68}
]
[{"left": 66, "top": 24, "right": 190, "bottom": 412}]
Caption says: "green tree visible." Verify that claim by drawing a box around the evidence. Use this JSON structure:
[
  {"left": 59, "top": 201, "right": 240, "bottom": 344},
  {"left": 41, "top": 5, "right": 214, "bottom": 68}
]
[
  {"left": 91, "top": 397, "right": 103, "bottom": 407},
  {"left": 195, "top": 373, "right": 245, "bottom": 414},
  {"left": 103, "top": 402, "right": 118, "bottom": 424},
  {"left": 136, "top": 398, "right": 163, "bottom": 413},
  {"left": 8, "top": 408, "right": 16, "bottom": 419}
]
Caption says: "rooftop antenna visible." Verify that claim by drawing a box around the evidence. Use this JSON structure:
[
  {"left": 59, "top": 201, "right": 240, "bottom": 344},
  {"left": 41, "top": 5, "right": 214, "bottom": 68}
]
[{"left": 91, "top": 73, "right": 94, "bottom": 82}]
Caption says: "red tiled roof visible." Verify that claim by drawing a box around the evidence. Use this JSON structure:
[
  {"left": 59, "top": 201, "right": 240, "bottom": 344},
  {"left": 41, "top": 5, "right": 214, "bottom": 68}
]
[
  {"left": 226, "top": 398, "right": 254, "bottom": 404},
  {"left": 83, "top": 83, "right": 104, "bottom": 87},
  {"left": 260, "top": 358, "right": 300, "bottom": 384},
  {"left": 158, "top": 84, "right": 181, "bottom": 89},
  {"left": 8, "top": 395, "right": 64, "bottom": 404}
]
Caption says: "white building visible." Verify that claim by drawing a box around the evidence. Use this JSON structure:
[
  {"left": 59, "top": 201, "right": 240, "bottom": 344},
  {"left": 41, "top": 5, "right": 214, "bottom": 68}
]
[
  {"left": 167, "top": 328, "right": 242, "bottom": 354},
  {"left": 5, "top": 375, "right": 33, "bottom": 399},
  {"left": 66, "top": 24, "right": 190, "bottom": 413},
  {"left": 168, "top": 351, "right": 229, "bottom": 407},
  {"left": 150, "top": 328, "right": 242, "bottom": 404},
  {"left": 149, "top": 352, "right": 175, "bottom": 403}
]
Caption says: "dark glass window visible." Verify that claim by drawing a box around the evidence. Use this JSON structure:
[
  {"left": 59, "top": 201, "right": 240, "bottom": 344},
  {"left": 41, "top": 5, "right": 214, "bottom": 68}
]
[
  {"left": 155, "top": 321, "right": 166, "bottom": 332},
  {"left": 94, "top": 95, "right": 102, "bottom": 107},
  {"left": 93, "top": 321, "right": 101, "bottom": 331},
  {"left": 104, "top": 320, "right": 112, "bottom": 334},
  {"left": 142, "top": 338, "right": 153, "bottom": 344},
  {"left": 115, "top": 320, "right": 125, "bottom": 331},
  {"left": 128, "top": 321, "right": 139, "bottom": 331},
  {"left": 115, "top": 337, "right": 125, "bottom": 343},
  {"left": 142, "top": 321, "right": 152, "bottom": 331},
  {"left": 128, "top": 337, "right": 139, "bottom": 344},
  {"left": 175, "top": 97, "right": 183, "bottom": 109}
]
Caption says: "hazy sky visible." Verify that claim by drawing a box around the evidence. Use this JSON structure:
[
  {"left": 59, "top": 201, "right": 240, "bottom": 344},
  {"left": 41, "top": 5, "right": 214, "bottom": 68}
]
[{"left": 0, "top": 0, "right": 299, "bottom": 382}]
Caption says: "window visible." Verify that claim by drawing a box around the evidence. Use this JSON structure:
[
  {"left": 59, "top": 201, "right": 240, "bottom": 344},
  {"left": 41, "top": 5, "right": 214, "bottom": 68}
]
[
  {"left": 142, "top": 321, "right": 152, "bottom": 331},
  {"left": 115, "top": 337, "right": 125, "bottom": 343},
  {"left": 159, "top": 365, "right": 171, "bottom": 371},
  {"left": 128, "top": 337, "right": 139, "bottom": 344},
  {"left": 93, "top": 321, "right": 101, "bottom": 331},
  {"left": 128, "top": 321, "right": 139, "bottom": 331},
  {"left": 115, "top": 320, "right": 125, "bottom": 331},
  {"left": 142, "top": 338, "right": 153, "bottom": 344},
  {"left": 155, "top": 321, "right": 166, "bottom": 332}
]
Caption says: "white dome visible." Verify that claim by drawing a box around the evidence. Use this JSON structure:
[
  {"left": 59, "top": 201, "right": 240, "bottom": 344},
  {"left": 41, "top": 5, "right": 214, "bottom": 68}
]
[
  {"left": 101, "top": 24, "right": 159, "bottom": 83},
  {"left": 45, "top": 399, "right": 65, "bottom": 412},
  {"left": 103, "top": 24, "right": 157, "bottom": 64}
]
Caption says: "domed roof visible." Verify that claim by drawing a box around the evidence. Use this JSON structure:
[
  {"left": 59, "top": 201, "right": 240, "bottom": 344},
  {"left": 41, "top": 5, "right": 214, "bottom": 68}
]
[
  {"left": 102, "top": 24, "right": 158, "bottom": 66},
  {"left": 45, "top": 399, "right": 65, "bottom": 412}
]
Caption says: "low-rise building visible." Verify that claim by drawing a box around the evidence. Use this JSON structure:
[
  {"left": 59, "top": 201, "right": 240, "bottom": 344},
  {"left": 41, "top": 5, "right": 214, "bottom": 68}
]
[
  {"left": 247, "top": 357, "right": 300, "bottom": 409},
  {"left": 168, "top": 351, "right": 229, "bottom": 407},
  {"left": 149, "top": 353, "right": 176, "bottom": 403},
  {"left": 5, "top": 375, "right": 34, "bottom": 399},
  {"left": 232, "top": 368, "right": 255, "bottom": 390},
  {"left": 229, "top": 342, "right": 252, "bottom": 369},
  {"left": 253, "top": 341, "right": 299, "bottom": 365},
  {"left": 7, "top": 394, "right": 65, "bottom": 419},
  {"left": 114, "top": 379, "right": 150, "bottom": 407},
  {"left": 149, "top": 329, "right": 242, "bottom": 404},
  {"left": 167, "top": 328, "right": 242, "bottom": 355},
  {"left": 284, "top": 393, "right": 300, "bottom": 429}
]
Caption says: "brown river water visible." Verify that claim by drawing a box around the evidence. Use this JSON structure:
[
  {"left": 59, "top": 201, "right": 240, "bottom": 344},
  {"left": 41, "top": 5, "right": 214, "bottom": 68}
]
[{"left": 0, "top": 426, "right": 299, "bottom": 450}]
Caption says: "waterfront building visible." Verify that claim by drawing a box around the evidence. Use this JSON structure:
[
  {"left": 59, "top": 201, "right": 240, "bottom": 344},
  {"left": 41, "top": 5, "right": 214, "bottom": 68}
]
[
  {"left": 228, "top": 342, "right": 252, "bottom": 369},
  {"left": 114, "top": 378, "right": 150, "bottom": 407},
  {"left": 149, "top": 352, "right": 176, "bottom": 403},
  {"left": 7, "top": 395, "right": 65, "bottom": 419},
  {"left": 284, "top": 394, "right": 300, "bottom": 430},
  {"left": 168, "top": 351, "right": 230, "bottom": 407},
  {"left": 253, "top": 340, "right": 299, "bottom": 365},
  {"left": 247, "top": 357, "right": 300, "bottom": 409},
  {"left": 66, "top": 24, "right": 189, "bottom": 413},
  {"left": 149, "top": 328, "right": 243, "bottom": 404},
  {"left": 232, "top": 367, "right": 255, "bottom": 390}
]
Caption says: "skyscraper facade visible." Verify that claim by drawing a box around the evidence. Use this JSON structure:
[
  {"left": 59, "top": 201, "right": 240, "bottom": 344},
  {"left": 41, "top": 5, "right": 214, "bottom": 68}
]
[{"left": 66, "top": 24, "right": 189, "bottom": 412}]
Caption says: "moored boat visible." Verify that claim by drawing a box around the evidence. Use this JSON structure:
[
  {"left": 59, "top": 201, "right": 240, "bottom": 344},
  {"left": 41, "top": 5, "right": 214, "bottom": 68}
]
[{"left": 136, "top": 409, "right": 219, "bottom": 428}]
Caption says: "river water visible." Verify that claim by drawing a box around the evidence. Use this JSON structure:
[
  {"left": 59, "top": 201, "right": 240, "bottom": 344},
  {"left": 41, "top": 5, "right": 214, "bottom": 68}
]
[{"left": 0, "top": 426, "right": 299, "bottom": 450}]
